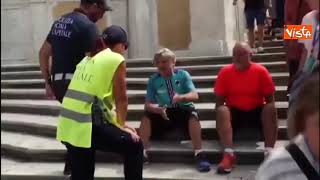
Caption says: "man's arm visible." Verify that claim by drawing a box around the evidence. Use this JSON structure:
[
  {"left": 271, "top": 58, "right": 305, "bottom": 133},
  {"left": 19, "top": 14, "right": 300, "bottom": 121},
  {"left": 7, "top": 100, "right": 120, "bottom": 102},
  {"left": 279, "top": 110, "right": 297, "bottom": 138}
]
[
  {"left": 265, "top": 94, "right": 275, "bottom": 104},
  {"left": 145, "top": 101, "right": 164, "bottom": 114},
  {"left": 39, "top": 40, "right": 52, "bottom": 84},
  {"left": 215, "top": 95, "right": 226, "bottom": 109},
  {"left": 113, "top": 62, "right": 128, "bottom": 127},
  {"left": 172, "top": 91, "right": 198, "bottom": 103},
  {"left": 173, "top": 70, "right": 199, "bottom": 103},
  {"left": 285, "top": 0, "right": 300, "bottom": 25}
]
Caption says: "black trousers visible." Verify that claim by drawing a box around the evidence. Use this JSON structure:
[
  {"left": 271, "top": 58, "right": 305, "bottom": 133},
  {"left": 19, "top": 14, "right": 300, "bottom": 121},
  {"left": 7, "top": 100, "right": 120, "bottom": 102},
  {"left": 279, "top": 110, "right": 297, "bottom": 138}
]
[
  {"left": 66, "top": 123, "right": 144, "bottom": 180},
  {"left": 52, "top": 79, "right": 72, "bottom": 172},
  {"left": 52, "top": 79, "right": 70, "bottom": 103}
]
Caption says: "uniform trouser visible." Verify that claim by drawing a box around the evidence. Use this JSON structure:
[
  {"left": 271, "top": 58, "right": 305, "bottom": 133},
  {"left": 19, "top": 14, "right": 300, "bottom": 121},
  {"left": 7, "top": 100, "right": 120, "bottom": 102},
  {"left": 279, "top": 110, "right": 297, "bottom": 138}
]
[
  {"left": 52, "top": 79, "right": 72, "bottom": 172},
  {"left": 66, "top": 123, "right": 144, "bottom": 180}
]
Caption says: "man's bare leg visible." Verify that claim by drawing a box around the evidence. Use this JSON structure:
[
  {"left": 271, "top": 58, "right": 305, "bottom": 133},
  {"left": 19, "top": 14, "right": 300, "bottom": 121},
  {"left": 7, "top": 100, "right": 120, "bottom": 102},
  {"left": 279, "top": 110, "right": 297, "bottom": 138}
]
[
  {"left": 139, "top": 116, "right": 151, "bottom": 155},
  {"left": 257, "top": 25, "right": 265, "bottom": 48},
  {"left": 248, "top": 28, "right": 255, "bottom": 49},
  {"left": 188, "top": 117, "right": 202, "bottom": 150},
  {"left": 217, "top": 106, "right": 233, "bottom": 148}
]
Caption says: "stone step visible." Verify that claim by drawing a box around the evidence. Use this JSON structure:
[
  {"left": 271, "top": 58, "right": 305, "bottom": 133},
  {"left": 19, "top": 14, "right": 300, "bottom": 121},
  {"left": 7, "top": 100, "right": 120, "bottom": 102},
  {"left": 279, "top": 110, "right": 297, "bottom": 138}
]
[
  {"left": 1, "top": 73, "right": 289, "bottom": 89},
  {"left": 1, "top": 130, "right": 289, "bottom": 164},
  {"left": 256, "top": 40, "right": 283, "bottom": 47},
  {"left": 0, "top": 58, "right": 34, "bottom": 65},
  {"left": 1, "top": 53, "right": 285, "bottom": 71},
  {"left": 1, "top": 113, "right": 288, "bottom": 140},
  {"left": 1, "top": 86, "right": 289, "bottom": 103},
  {"left": 262, "top": 46, "right": 285, "bottom": 53},
  {"left": 1, "top": 100, "right": 289, "bottom": 120},
  {"left": 1, "top": 158, "right": 259, "bottom": 180},
  {"left": 1, "top": 61, "right": 287, "bottom": 80},
  {"left": 259, "top": 35, "right": 282, "bottom": 41}
]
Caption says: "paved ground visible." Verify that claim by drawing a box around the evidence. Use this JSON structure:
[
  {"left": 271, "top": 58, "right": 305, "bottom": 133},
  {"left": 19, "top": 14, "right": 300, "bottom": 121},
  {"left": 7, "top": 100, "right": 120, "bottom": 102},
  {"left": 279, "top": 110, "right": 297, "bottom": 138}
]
[{"left": 2, "top": 157, "right": 258, "bottom": 180}]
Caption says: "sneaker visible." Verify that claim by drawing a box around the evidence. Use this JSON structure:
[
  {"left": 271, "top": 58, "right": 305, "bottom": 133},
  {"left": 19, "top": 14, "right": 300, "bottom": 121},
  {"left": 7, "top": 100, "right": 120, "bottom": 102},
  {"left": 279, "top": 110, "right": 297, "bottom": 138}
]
[
  {"left": 195, "top": 152, "right": 211, "bottom": 172},
  {"left": 257, "top": 46, "right": 265, "bottom": 53},
  {"left": 252, "top": 48, "right": 258, "bottom": 54},
  {"left": 217, "top": 153, "right": 236, "bottom": 174},
  {"left": 264, "top": 147, "right": 273, "bottom": 160}
]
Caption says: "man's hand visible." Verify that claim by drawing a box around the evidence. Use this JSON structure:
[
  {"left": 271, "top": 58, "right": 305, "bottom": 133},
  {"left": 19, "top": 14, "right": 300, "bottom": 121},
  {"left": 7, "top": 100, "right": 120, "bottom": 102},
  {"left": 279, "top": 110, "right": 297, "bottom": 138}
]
[
  {"left": 123, "top": 124, "right": 137, "bottom": 134},
  {"left": 123, "top": 125, "right": 140, "bottom": 142},
  {"left": 45, "top": 83, "right": 56, "bottom": 100},
  {"left": 159, "top": 106, "right": 169, "bottom": 120}
]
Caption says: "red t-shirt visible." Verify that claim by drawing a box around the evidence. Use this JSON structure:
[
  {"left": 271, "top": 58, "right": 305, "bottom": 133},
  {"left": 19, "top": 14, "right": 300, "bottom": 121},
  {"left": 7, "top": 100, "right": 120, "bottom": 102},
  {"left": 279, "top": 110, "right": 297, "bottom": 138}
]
[{"left": 214, "top": 62, "right": 275, "bottom": 111}]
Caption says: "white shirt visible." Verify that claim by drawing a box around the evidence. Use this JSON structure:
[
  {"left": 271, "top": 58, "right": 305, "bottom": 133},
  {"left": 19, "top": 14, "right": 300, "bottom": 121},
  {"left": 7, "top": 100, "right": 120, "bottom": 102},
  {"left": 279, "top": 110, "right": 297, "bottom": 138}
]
[
  {"left": 256, "top": 134, "right": 319, "bottom": 180},
  {"left": 298, "top": 10, "right": 319, "bottom": 70}
]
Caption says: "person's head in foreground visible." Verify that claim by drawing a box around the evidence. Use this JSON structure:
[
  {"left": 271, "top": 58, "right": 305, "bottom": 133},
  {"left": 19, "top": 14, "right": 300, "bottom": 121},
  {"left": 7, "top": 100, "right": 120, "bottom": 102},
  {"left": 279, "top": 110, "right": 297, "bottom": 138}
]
[
  {"left": 288, "top": 74, "right": 319, "bottom": 159},
  {"left": 232, "top": 42, "right": 254, "bottom": 71},
  {"left": 153, "top": 48, "right": 176, "bottom": 77},
  {"left": 91, "top": 25, "right": 129, "bottom": 56},
  {"left": 256, "top": 73, "right": 319, "bottom": 180}
]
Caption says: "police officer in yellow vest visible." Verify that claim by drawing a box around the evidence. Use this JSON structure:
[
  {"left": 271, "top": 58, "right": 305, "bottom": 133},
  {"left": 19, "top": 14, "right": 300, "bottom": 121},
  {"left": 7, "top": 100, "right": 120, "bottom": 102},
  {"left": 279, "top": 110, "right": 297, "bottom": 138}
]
[{"left": 56, "top": 25, "right": 143, "bottom": 180}]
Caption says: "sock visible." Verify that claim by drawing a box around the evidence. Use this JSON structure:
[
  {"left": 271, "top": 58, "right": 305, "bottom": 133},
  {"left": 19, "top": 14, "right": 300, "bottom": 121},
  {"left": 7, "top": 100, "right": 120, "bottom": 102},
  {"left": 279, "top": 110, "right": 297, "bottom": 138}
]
[
  {"left": 194, "top": 149, "right": 203, "bottom": 156},
  {"left": 264, "top": 147, "right": 273, "bottom": 155},
  {"left": 224, "top": 148, "right": 234, "bottom": 155}
]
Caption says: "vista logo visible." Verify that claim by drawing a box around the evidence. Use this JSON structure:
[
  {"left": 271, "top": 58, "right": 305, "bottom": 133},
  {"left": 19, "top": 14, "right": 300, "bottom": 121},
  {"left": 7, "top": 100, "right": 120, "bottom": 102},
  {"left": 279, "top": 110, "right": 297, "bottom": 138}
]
[{"left": 284, "top": 25, "right": 312, "bottom": 40}]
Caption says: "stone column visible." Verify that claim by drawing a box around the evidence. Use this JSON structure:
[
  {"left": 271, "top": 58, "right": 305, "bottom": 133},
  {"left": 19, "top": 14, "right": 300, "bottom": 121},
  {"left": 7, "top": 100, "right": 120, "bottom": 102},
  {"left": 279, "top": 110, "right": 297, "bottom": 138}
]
[
  {"left": 173, "top": 0, "right": 247, "bottom": 57},
  {"left": 29, "top": 0, "right": 51, "bottom": 63},
  {"left": 1, "top": 0, "right": 34, "bottom": 64},
  {"left": 127, "top": 0, "right": 158, "bottom": 59},
  {"left": 223, "top": 0, "right": 247, "bottom": 55},
  {"left": 187, "top": 0, "right": 227, "bottom": 56}
]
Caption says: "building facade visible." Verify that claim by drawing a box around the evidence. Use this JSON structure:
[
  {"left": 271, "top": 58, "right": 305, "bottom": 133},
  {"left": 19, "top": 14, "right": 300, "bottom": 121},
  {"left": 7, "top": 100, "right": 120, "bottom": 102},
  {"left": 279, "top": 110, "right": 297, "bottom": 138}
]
[{"left": 1, "top": 0, "right": 247, "bottom": 64}]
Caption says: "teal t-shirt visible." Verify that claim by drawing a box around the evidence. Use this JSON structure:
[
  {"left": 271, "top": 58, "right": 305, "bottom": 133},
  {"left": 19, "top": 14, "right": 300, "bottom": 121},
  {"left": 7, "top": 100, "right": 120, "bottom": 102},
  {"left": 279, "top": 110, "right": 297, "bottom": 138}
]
[{"left": 146, "top": 69, "right": 196, "bottom": 108}]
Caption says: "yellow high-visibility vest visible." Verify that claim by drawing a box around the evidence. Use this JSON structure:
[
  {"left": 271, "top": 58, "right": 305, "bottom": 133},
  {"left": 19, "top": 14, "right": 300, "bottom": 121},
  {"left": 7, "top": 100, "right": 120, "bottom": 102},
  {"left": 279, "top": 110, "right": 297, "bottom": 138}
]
[{"left": 56, "top": 48, "right": 124, "bottom": 148}]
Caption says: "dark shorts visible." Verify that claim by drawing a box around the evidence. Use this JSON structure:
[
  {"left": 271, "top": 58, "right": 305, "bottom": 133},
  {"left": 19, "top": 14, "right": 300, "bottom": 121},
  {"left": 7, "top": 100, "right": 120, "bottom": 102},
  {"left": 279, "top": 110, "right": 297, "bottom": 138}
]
[
  {"left": 145, "top": 106, "right": 199, "bottom": 139},
  {"left": 230, "top": 106, "right": 263, "bottom": 133},
  {"left": 245, "top": 9, "right": 266, "bottom": 29}
]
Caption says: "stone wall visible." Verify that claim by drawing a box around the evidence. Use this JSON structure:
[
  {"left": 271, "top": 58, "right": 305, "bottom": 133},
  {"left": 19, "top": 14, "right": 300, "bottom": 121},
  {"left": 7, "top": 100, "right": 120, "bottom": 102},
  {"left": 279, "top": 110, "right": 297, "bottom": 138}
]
[{"left": 1, "top": 0, "right": 247, "bottom": 64}]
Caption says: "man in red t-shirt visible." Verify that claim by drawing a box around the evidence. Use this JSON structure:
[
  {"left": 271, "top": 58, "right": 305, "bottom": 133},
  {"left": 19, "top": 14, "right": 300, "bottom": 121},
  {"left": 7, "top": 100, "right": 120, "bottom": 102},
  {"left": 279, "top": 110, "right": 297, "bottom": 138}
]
[{"left": 214, "top": 42, "right": 278, "bottom": 174}]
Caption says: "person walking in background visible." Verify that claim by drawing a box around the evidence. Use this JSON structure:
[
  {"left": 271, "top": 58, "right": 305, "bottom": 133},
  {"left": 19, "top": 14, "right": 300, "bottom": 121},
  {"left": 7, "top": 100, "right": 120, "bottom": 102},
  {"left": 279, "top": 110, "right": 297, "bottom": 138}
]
[
  {"left": 296, "top": 0, "right": 319, "bottom": 73},
  {"left": 214, "top": 42, "right": 278, "bottom": 174},
  {"left": 285, "top": 0, "right": 312, "bottom": 92},
  {"left": 39, "top": 0, "right": 112, "bottom": 175},
  {"left": 256, "top": 74, "right": 319, "bottom": 180},
  {"left": 233, "top": 0, "right": 267, "bottom": 53},
  {"left": 288, "top": 0, "right": 319, "bottom": 108}
]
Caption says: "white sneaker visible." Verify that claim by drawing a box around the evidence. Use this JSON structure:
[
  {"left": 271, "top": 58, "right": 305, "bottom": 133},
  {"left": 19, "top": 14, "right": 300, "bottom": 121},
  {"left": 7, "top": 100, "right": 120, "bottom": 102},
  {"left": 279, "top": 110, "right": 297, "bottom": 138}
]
[
  {"left": 252, "top": 48, "right": 258, "bottom": 54},
  {"left": 257, "top": 46, "right": 265, "bottom": 53}
]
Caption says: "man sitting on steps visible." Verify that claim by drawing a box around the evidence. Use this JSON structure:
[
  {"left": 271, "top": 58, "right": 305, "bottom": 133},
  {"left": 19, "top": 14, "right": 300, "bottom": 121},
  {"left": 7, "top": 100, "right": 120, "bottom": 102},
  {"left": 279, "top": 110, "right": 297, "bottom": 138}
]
[
  {"left": 214, "top": 42, "right": 278, "bottom": 174},
  {"left": 139, "top": 48, "right": 211, "bottom": 172}
]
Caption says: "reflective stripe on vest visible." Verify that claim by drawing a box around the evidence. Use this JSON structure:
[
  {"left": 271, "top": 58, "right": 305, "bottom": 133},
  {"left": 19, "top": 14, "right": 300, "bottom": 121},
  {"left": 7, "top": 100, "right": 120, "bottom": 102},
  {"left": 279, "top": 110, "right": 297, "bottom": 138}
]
[
  {"left": 65, "top": 89, "right": 112, "bottom": 110},
  {"left": 60, "top": 108, "right": 91, "bottom": 122},
  {"left": 61, "top": 89, "right": 113, "bottom": 123}
]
